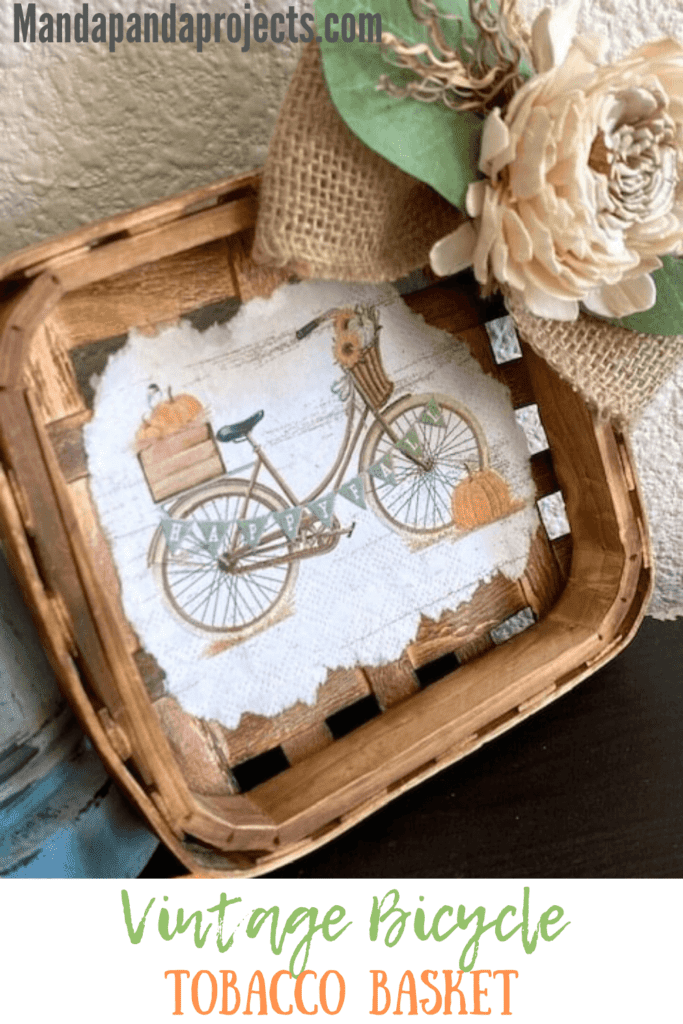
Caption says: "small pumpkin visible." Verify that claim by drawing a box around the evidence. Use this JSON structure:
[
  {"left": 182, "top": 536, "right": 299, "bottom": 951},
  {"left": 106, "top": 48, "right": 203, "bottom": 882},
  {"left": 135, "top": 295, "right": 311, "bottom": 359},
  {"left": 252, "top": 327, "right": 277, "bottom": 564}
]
[
  {"left": 451, "top": 467, "right": 517, "bottom": 530},
  {"left": 136, "top": 392, "right": 205, "bottom": 445}
]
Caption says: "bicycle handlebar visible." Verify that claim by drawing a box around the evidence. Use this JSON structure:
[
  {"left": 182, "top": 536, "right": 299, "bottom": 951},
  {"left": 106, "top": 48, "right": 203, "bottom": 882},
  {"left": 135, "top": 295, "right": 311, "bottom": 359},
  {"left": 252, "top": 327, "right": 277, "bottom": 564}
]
[
  {"left": 295, "top": 307, "right": 345, "bottom": 340},
  {"left": 296, "top": 316, "right": 325, "bottom": 340}
]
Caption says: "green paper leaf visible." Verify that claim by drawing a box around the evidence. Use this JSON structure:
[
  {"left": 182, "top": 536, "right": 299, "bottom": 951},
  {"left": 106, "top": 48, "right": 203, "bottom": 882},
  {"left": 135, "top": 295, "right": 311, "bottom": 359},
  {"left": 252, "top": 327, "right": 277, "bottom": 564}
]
[
  {"left": 316, "top": 0, "right": 484, "bottom": 211},
  {"left": 609, "top": 257, "right": 683, "bottom": 336}
]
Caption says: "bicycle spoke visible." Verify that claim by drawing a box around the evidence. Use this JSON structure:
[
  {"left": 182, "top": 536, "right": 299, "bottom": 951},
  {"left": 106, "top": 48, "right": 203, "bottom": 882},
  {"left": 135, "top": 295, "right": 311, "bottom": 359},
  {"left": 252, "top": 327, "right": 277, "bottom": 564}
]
[
  {"left": 210, "top": 574, "right": 222, "bottom": 628},
  {"left": 160, "top": 482, "right": 296, "bottom": 633},
  {"left": 168, "top": 566, "right": 218, "bottom": 601},
  {"left": 240, "top": 573, "right": 278, "bottom": 613},
  {"left": 421, "top": 470, "right": 442, "bottom": 526},
  {"left": 197, "top": 566, "right": 222, "bottom": 624},
  {"left": 235, "top": 577, "right": 261, "bottom": 622},
  {"left": 184, "top": 569, "right": 223, "bottom": 617}
]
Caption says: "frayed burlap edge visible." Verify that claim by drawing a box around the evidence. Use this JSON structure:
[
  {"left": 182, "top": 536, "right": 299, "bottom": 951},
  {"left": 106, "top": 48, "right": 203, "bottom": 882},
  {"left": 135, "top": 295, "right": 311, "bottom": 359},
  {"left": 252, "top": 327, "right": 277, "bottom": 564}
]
[
  {"left": 507, "top": 294, "right": 683, "bottom": 426},
  {"left": 252, "top": 41, "right": 464, "bottom": 282}
]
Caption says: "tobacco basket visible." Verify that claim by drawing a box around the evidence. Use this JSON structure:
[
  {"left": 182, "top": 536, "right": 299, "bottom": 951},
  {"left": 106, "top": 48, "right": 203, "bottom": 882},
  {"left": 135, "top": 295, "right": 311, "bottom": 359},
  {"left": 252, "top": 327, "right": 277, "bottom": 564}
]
[{"left": 0, "top": 172, "right": 651, "bottom": 876}]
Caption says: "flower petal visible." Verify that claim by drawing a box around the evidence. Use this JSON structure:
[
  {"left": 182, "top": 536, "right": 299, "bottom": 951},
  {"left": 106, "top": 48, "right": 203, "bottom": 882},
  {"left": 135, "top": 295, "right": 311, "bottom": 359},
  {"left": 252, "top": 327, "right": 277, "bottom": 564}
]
[
  {"left": 503, "top": 207, "right": 534, "bottom": 264},
  {"left": 530, "top": 0, "right": 582, "bottom": 74},
  {"left": 429, "top": 223, "right": 477, "bottom": 277},
  {"left": 572, "top": 33, "right": 608, "bottom": 64},
  {"left": 627, "top": 39, "right": 683, "bottom": 64},
  {"left": 466, "top": 180, "right": 487, "bottom": 218},
  {"left": 524, "top": 285, "right": 580, "bottom": 320},
  {"left": 473, "top": 188, "right": 503, "bottom": 284},
  {"left": 580, "top": 291, "right": 616, "bottom": 317},
  {"left": 479, "top": 108, "right": 510, "bottom": 177},
  {"left": 509, "top": 108, "right": 553, "bottom": 199},
  {"left": 583, "top": 273, "right": 657, "bottom": 317}
]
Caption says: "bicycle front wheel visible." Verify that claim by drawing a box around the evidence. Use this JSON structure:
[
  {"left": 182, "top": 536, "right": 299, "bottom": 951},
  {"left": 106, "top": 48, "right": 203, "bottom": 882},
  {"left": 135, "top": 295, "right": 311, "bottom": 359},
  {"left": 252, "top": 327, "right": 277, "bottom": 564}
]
[
  {"left": 359, "top": 393, "right": 487, "bottom": 534},
  {"left": 149, "top": 479, "right": 298, "bottom": 636}
]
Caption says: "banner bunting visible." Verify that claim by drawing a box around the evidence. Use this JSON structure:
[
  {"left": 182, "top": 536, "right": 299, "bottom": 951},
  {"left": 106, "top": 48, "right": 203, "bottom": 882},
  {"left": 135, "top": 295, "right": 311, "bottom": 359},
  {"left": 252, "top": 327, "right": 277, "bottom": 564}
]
[
  {"left": 367, "top": 452, "right": 397, "bottom": 488},
  {"left": 420, "top": 396, "right": 446, "bottom": 427},
  {"left": 161, "top": 399, "right": 445, "bottom": 555},
  {"left": 238, "top": 515, "right": 269, "bottom": 548},
  {"left": 306, "top": 492, "right": 336, "bottom": 527},
  {"left": 161, "top": 517, "right": 193, "bottom": 555},
  {"left": 338, "top": 475, "right": 367, "bottom": 510},
  {"left": 395, "top": 424, "right": 423, "bottom": 459},
  {"left": 197, "top": 520, "right": 228, "bottom": 556},
  {"left": 272, "top": 506, "right": 303, "bottom": 540}
]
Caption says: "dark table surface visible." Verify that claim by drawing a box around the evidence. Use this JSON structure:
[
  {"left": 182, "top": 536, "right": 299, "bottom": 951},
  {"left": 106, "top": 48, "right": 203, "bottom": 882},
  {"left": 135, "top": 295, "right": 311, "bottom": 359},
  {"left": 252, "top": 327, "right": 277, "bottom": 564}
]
[{"left": 142, "top": 616, "right": 683, "bottom": 880}]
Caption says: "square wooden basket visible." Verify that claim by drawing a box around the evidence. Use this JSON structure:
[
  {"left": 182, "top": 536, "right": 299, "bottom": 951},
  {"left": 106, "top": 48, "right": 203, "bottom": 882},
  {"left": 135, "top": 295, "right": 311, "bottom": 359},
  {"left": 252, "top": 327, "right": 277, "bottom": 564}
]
[{"left": 0, "top": 172, "right": 652, "bottom": 877}]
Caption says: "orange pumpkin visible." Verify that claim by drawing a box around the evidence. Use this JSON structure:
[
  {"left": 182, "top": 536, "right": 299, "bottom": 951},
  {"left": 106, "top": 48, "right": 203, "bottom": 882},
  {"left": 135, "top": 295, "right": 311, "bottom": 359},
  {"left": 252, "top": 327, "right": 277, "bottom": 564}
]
[
  {"left": 451, "top": 468, "right": 516, "bottom": 529},
  {"left": 136, "top": 393, "right": 204, "bottom": 445}
]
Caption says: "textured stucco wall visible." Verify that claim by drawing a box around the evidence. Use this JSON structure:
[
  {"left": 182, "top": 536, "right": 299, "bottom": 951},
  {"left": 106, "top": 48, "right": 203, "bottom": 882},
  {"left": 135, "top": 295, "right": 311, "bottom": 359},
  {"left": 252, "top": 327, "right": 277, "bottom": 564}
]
[
  {"left": 0, "top": 1, "right": 307, "bottom": 253},
  {"left": 0, "top": 0, "right": 681, "bottom": 616}
]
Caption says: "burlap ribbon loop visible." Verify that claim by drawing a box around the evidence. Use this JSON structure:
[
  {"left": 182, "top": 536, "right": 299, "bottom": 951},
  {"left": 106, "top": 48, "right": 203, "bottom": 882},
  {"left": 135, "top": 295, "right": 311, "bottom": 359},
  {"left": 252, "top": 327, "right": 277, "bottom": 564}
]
[
  {"left": 253, "top": 42, "right": 464, "bottom": 282},
  {"left": 505, "top": 295, "right": 683, "bottom": 425}
]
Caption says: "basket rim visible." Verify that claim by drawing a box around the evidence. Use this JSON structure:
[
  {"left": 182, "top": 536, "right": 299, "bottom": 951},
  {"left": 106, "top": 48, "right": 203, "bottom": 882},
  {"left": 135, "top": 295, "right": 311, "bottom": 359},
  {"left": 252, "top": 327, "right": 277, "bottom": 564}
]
[{"left": 0, "top": 170, "right": 261, "bottom": 283}]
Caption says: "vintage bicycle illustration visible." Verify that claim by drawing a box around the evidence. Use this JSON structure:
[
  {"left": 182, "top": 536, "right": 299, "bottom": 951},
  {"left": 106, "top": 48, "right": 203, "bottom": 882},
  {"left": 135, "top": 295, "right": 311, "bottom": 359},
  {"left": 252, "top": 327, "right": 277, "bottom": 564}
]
[{"left": 138, "top": 305, "right": 507, "bottom": 640}]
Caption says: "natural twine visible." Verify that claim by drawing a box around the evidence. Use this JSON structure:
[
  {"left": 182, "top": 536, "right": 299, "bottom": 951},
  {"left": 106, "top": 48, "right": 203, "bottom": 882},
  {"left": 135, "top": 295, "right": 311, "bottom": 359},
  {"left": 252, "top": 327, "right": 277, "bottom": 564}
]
[{"left": 253, "top": 39, "right": 683, "bottom": 421}]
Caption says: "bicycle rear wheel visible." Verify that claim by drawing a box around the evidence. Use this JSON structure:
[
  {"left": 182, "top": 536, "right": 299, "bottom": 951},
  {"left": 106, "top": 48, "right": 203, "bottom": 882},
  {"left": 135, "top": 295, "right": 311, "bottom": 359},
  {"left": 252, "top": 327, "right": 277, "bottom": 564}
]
[{"left": 149, "top": 479, "right": 298, "bottom": 635}]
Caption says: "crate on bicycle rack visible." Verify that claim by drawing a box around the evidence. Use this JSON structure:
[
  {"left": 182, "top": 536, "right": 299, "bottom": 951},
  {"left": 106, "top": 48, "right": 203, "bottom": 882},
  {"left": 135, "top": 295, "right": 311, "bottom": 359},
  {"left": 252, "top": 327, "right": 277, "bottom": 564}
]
[
  {"left": 137, "top": 417, "right": 225, "bottom": 504},
  {"left": 0, "top": 171, "right": 651, "bottom": 877}
]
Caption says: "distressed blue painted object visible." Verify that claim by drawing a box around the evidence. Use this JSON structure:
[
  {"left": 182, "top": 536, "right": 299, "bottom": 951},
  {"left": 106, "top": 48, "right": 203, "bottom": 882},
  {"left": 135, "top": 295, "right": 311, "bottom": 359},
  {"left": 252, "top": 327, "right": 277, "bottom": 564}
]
[{"left": 0, "top": 548, "right": 158, "bottom": 877}]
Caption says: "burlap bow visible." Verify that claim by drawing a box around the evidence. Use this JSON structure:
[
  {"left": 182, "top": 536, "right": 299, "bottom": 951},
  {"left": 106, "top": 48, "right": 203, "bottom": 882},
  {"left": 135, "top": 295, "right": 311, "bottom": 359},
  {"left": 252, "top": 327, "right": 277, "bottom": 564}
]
[{"left": 254, "top": 41, "right": 683, "bottom": 424}]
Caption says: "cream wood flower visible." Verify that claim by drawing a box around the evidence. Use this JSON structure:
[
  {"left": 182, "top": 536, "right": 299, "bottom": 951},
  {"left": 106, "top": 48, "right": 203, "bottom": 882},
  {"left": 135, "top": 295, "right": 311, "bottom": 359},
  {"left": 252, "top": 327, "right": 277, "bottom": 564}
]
[{"left": 430, "top": 2, "right": 683, "bottom": 321}]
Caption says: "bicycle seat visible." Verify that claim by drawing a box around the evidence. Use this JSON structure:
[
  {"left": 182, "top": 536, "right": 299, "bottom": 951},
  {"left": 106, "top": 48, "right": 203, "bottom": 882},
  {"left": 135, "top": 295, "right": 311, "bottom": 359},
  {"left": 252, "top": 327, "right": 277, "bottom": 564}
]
[{"left": 217, "top": 410, "right": 264, "bottom": 443}]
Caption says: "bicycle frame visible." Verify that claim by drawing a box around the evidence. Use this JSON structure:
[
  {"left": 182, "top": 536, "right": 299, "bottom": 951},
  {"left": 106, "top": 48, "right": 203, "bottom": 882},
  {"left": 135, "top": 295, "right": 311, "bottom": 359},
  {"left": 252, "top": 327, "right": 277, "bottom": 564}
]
[
  {"left": 153, "top": 385, "right": 487, "bottom": 635},
  {"left": 221, "top": 373, "right": 389, "bottom": 565}
]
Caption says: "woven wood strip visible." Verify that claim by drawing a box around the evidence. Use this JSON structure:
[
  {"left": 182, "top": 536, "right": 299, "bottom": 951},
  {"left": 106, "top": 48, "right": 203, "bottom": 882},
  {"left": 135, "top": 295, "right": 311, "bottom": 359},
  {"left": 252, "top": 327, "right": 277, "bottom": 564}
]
[{"left": 217, "top": 667, "right": 371, "bottom": 768}]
